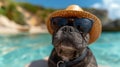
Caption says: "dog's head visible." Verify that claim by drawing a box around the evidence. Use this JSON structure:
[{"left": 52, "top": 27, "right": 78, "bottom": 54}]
[{"left": 51, "top": 17, "right": 94, "bottom": 61}]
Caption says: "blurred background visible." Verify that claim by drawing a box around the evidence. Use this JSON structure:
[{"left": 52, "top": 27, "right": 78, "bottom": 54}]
[{"left": 0, "top": 0, "right": 120, "bottom": 67}]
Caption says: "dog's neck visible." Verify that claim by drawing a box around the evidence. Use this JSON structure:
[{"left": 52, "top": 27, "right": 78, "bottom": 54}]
[{"left": 57, "top": 47, "right": 89, "bottom": 67}]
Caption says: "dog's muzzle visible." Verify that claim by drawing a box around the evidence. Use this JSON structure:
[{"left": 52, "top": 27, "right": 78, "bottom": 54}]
[{"left": 55, "top": 45, "right": 78, "bottom": 61}]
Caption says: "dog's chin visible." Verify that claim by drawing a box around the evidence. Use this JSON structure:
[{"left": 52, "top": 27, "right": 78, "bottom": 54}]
[{"left": 55, "top": 43, "right": 77, "bottom": 61}]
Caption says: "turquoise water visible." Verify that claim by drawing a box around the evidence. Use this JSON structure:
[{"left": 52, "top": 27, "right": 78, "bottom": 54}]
[
  {"left": 90, "top": 32, "right": 120, "bottom": 67},
  {"left": 0, "top": 32, "right": 120, "bottom": 67}
]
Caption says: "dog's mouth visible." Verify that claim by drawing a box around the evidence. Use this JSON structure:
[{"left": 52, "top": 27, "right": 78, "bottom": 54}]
[{"left": 55, "top": 44, "right": 78, "bottom": 61}]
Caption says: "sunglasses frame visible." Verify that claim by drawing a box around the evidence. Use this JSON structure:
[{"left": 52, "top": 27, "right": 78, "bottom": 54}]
[{"left": 50, "top": 17, "right": 94, "bottom": 33}]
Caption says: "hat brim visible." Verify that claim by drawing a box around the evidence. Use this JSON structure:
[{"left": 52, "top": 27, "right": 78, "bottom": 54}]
[{"left": 46, "top": 10, "right": 102, "bottom": 44}]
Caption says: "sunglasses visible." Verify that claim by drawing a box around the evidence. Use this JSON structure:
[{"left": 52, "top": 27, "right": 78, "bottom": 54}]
[{"left": 51, "top": 17, "right": 94, "bottom": 33}]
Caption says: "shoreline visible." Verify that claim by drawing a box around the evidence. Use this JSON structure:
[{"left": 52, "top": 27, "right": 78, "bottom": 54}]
[
  {"left": 0, "top": 15, "right": 120, "bottom": 35},
  {"left": 0, "top": 15, "right": 48, "bottom": 35}
]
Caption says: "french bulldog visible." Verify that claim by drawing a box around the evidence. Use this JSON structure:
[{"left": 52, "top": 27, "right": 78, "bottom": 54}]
[{"left": 48, "top": 18, "right": 98, "bottom": 67}]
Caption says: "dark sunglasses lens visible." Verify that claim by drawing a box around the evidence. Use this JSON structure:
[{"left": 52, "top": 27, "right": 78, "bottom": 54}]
[
  {"left": 75, "top": 18, "right": 93, "bottom": 33},
  {"left": 51, "top": 17, "right": 67, "bottom": 27}
]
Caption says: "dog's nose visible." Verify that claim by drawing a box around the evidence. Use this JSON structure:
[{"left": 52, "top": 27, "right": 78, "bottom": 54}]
[{"left": 62, "top": 26, "right": 74, "bottom": 32}]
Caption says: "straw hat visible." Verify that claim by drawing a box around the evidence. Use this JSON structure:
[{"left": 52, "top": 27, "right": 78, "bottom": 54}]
[{"left": 46, "top": 5, "right": 102, "bottom": 44}]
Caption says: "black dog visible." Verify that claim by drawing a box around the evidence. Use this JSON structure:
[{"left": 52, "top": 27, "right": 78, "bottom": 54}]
[{"left": 48, "top": 18, "right": 98, "bottom": 67}]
